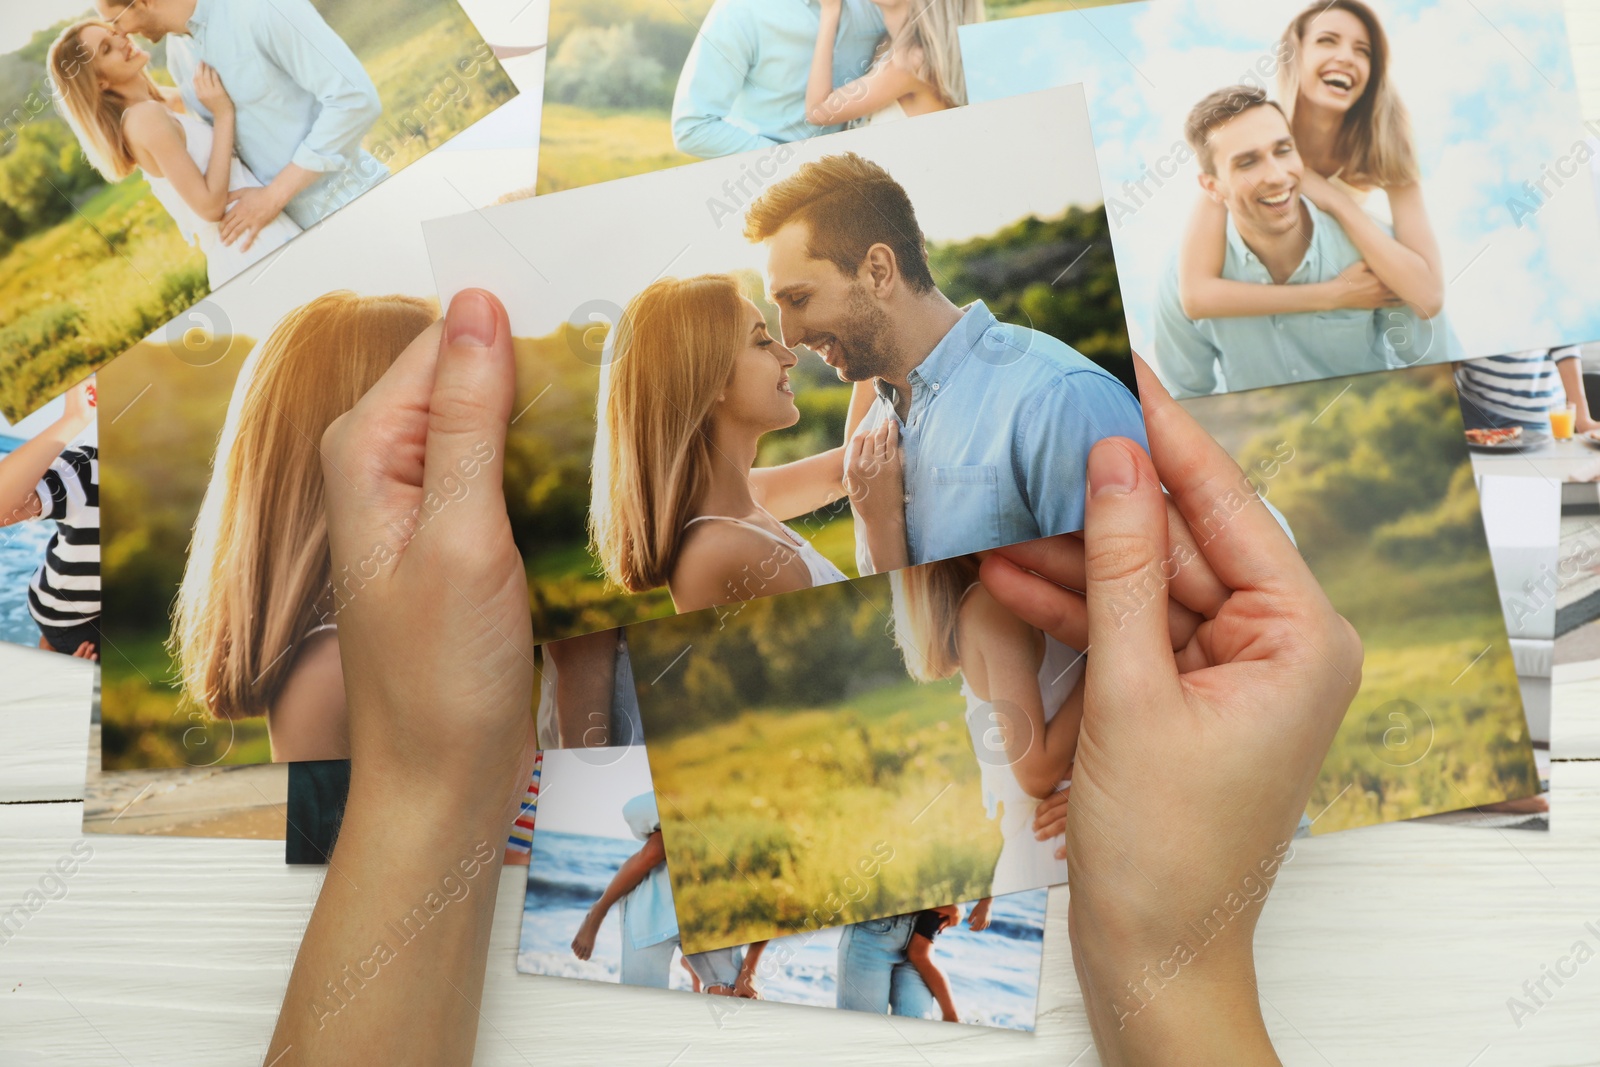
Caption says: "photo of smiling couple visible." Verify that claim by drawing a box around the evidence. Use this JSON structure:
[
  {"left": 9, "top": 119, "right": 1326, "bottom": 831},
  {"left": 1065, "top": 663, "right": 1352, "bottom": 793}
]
[{"left": 589, "top": 150, "right": 1147, "bottom": 622}]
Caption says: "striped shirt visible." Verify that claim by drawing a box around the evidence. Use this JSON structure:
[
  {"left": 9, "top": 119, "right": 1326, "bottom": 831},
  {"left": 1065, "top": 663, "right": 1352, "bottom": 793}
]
[
  {"left": 1455, "top": 348, "right": 1581, "bottom": 428},
  {"left": 505, "top": 751, "right": 541, "bottom": 863},
  {"left": 27, "top": 445, "right": 99, "bottom": 629}
]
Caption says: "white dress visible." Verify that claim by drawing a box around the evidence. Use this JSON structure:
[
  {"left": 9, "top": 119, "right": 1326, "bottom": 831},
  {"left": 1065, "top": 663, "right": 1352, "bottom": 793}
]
[
  {"left": 962, "top": 627, "right": 1082, "bottom": 896},
  {"left": 142, "top": 109, "right": 301, "bottom": 289},
  {"left": 859, "top": 98, "right": 910, "bottom": 126},
  {"left": 683, "top": 514, "right": 849, "bottom": 588}
]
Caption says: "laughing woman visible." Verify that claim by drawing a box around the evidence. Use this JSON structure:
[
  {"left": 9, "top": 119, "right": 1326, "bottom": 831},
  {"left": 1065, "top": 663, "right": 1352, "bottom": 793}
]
[
  {"left": 591, "top": 273, "right": 900, "bottom": 614},
  {"left": 1177, "top": 0, "right": 1447, "bottom": 327},
  {"left": 171, "top": 292, "right": 436, "bottom": 762},
  {"left": 805, "top": 0, "right": 986, "bottom": 128}
]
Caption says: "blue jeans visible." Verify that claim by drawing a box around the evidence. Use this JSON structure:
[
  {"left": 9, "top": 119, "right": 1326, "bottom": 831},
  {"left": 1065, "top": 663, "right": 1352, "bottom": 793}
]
[{"left": 835, "top": 916, "right": 936, "bottom": 1018}]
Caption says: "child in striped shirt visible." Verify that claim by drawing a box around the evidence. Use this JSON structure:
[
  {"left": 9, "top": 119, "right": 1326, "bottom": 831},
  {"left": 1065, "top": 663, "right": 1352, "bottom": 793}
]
[{"left": 0, "top": 380, "right": 99, "bottom": 659}]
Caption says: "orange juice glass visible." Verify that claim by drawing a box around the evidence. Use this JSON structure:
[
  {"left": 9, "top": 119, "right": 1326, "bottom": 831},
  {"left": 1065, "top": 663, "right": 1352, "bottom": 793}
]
[{"left": 1550, "top": 404, "right": 1576, "bottom": 440}]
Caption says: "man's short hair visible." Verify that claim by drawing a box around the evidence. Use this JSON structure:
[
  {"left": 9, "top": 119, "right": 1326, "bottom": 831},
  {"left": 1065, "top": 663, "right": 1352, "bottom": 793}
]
[
  {"left": 743, "top": 152, "right": 936, "bottom": 293},
  {"left": 1184, "top": 86, "right": 1288, "bottom": 176}
]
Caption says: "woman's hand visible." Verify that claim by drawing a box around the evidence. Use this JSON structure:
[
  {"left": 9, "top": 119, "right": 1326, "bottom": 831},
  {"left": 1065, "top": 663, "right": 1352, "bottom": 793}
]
[
  {"left": 1325, "top": 261, "right": 1402, "bottom": 310},
  {"left": 844, "top": 420, "right": 907, "bottom": 572},
  {"left": 192, "top": 62, "right": 233, "bottom": 120},
  {"left": 980, "top": 358, "right": 1361, "bottom": 1064},
  {"left": 321, "top": 289, "right": 536, "bottom": 822},
  {"left": 59, "top": 378, "right": 96, "bottom": 434},
  {"left": 266, "top": 291, "right": 536, "bottom": 1064},
  {"left": 966, "top": 897, "right": 992, "bottom": 932},
  {"left": 571, "top": 908, "right": 602, "bottom": 961}
]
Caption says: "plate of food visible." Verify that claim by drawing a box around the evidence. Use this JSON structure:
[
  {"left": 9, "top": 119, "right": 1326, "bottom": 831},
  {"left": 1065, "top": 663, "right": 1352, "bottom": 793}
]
[{"left": 1464, "top": 426, "right": 1549, "bottom": 452}]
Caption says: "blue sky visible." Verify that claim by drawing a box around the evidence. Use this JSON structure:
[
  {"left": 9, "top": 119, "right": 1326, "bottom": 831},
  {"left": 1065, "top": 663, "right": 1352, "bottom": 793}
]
[{"left": 963, "top": 0, "right": 1600, "bottom": 386}]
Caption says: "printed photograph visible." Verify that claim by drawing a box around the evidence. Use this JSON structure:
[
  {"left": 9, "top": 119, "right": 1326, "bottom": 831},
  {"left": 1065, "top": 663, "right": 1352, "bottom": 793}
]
[
  {"left": 0, "top": 0, "right": 517, "bottom": 422},
  {"left": 960, "top": 0, "right": 1600, "bottom": 396},
  {"left": 426, "top": 85, "right": 1145, "bottom": 648},
  {"left": 1414, "top": 475, "right": 1557, "bottom": 829},
  {"left": 629, "top": 361, "right": 1539, "bottom": 952},
  {"left": 521, "top": 745, "right": 1047, "bottom": 1030},
  {"left": 97, "top": 121, "right": 549, "bottom": 771},
  {"left": 0, "top": 380, "right": 98, "bottom": 656}
]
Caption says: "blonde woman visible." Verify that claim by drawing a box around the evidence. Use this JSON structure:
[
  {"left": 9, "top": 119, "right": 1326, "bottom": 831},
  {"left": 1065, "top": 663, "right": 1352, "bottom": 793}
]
[
  {"left": 891, "top": 553, "right": 1081, "bottom": 895},
  {"left": 47, "top": 22, "right": 298, "bottom": 288},
  {"left": 1177, "top": 0, "right": 1446, "bottom": 322},
  {"left": 806, "top": 0, "right": 985, "bottom": 127},
  {"left": 591, "top": 274, "right": 901, "bottom": 614},
  {"left": 172, "top": 292, "right": 436, "bottom": 761}
]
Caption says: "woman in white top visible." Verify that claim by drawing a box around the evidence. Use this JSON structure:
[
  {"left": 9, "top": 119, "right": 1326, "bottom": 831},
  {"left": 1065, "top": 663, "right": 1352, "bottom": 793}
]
[
  {"left": 891, "top": 553, "right": 1083, "bottom": 893},
  {"left": 592, "top": 274, "right": 901, "bottom": 614},
  {"left": 48, "top": 21, "right": 299, "bottom": 289},
  {"left": 1176, "top": 0, "right": 1446, "bottom": 325},
  {"left": 805, "top": 0, "right": 985, "bottom": 129}
]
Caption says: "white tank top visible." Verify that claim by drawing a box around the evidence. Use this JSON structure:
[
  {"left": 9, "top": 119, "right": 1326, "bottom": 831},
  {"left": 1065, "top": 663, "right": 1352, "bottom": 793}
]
[{"left": 683, "top": 513, "right": 849, "bottom": 589}]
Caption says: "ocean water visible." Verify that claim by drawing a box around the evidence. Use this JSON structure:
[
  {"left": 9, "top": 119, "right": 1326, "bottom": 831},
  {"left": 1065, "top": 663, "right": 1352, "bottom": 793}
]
[
  {"left": 519, "top": 829, "right": 1047, "bottom": 1030},
  {"left": 0, "top": 439, "right": 50, "bottom": 647}
]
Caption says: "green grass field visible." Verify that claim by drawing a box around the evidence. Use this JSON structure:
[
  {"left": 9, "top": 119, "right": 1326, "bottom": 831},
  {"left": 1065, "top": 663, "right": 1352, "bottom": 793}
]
[
  {"left": 648, "top": 674, "right": 1004, "bottom": 952},
  {"left": 535, "top": 102, "right": 698, "bottom": 194}
]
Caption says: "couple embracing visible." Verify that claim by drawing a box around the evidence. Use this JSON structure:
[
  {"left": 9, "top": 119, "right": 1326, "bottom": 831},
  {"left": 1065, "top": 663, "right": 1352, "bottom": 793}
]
[
  {"left": 590, "top": 151, "right": 1145, "bottom": 1019},
  {"left": 49, "top": 0, "right": 386, "bottom": 288}
]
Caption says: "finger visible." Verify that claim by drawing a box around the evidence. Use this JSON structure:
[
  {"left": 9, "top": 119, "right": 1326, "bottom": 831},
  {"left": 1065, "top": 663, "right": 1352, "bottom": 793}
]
[
  {"left": 322, "top": 320, "right": 445, "bottom": 550},
  {"left": 1134, "top": 356, "right": 1312, "bottom": 596},
  {"left": 420, "top": 290, "right": 515, "bottom": 538},
  {"left": 980, "top": 553, "right": 1087, "bottom": 649},
  {"left": 1083, "top": 435, "right": 1177, "bottom": 700},
  {"left": 241, "top": 226, "right": 257, "bottom": 253}
]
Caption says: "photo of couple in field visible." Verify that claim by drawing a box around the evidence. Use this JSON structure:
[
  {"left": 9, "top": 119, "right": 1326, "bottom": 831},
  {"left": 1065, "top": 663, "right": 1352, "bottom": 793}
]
[
  {"left": 960, "top": 0, "right": 1600, "bottom": 398},
  {"left": 620, "top": 361, "right": 1540, "bottom": 954},
  {"left": 0, "top": 0, "right": 513, "bottom": 420},
  {"left": 426, "top": 86, "right": 1144, "bottom": 646},
  {"left": 522, "top": 745, "right": 1049, "bottom": 1030}
]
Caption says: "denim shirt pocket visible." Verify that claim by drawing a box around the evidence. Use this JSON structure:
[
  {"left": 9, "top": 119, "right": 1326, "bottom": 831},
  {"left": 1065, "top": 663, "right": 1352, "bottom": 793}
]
[
  {"left": 1309, "top": 310, "right": 1388, "bottom": 371},
  {"left": 918, "top": 464, "right": 1001, "bottom": 562}
]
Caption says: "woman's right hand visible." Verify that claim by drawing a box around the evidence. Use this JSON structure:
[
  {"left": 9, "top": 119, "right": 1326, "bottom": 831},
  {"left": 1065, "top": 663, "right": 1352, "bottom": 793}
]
[
  {"left": 1326, "top": 261, "right": 1402, "bottom": 310},
  {"left": 571, "top": 908, "right": 601, "bottom": 961},
  {"left": 59, "top": 378, "right": 96, "bottom": 434},
  {"left": 844, "top": 420, "right": 904, "bottom": 532},
  {"left": 193, "top": 62, "right": 233, "bottom": 119}
]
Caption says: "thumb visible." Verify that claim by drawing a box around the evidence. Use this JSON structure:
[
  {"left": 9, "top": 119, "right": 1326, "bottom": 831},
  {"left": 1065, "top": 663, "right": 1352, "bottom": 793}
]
[
  {"left": 1083, "top": 437, "right": 1177, "bottom": 704},
  {"left": 420, "top": 289, "right": 514, "bottom": 539}
]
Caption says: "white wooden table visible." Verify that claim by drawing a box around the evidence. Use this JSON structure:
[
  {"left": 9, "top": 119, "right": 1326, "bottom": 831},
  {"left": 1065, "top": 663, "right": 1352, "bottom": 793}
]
[{"left": 3, "top": 641, "right": 1600, "bottom": 1066}]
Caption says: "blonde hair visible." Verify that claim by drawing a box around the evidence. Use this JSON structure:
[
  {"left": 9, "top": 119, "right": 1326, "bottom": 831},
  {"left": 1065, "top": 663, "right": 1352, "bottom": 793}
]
[
  {"left": 48, "top": 20, "right": 164, "bottom": 181},
  {"left": 890, "top": 555, "right": 982, "bottom": 683},
  {"left": 881, "top": 0, "right": 986, "bottom": 109},
  {"left": 590, "top": 274, "right": 748, "bottom": 593},
  {"left": 172, "top": 292, "right": 436, "bottom": 720},
  {"left": 1277, "top": 0, "right": 1419, "bottom": 187}
]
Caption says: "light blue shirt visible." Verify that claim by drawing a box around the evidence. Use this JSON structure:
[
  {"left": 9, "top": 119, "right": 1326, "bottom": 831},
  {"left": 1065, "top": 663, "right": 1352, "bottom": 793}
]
[
  {"left": 619, "top": 792, "right": 679, "bottom": 950},
  {"left": 671, "top": 0, "right": 885, "bottom": 158},
  {"left": 1153, "top": 197, "right": 1425, "bottom": 397},
  {"left": 851, "top": 302, "right": 1148, "bottom": 574},
  {"left": 166, "top": 0, "right": 387, "bottom": 229}
]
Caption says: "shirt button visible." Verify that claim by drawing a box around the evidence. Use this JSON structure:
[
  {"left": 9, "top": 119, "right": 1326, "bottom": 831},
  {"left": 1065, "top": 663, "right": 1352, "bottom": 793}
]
[
  {"left": 903, "top": 493, "right": 911, "bottom": 504},
  {"left": 931, "top": 381, "right": 940, "bottom": 392}
]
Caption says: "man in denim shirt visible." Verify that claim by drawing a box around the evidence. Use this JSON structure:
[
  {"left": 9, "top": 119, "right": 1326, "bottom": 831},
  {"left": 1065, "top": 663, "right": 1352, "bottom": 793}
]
[
  {"left": 672, "top": 0, "right": 885, "bottom": 158},
  {"left": 744, "top": 152, "right": 1148, "bottom": 574},
  {"left": 1153, "top": 86, "right": 1430, "bottom": 397},
  {"left": 99, "top": 0, "right": 386, "bottom": 246}
]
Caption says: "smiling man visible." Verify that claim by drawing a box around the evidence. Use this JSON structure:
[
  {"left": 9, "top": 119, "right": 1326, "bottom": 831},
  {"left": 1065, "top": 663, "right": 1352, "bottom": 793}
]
[
  {"left": 743, "top": 152, "right": 1147, "bottom": 575},
  {"left": 1153, "top": 85, "right": 1423, "bottom": 395}
]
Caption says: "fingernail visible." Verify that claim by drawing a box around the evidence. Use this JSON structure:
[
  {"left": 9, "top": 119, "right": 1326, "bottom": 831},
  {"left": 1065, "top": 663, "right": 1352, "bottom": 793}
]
[
  {"left": 1088, "top": 440, "right": 1138, "bottom": 498},
  {"left": 447, "top": 290, "right": 497, "bottom": 347}
]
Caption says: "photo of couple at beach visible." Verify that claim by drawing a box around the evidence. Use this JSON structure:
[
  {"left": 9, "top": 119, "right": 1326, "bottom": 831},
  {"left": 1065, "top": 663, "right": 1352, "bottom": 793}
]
[
  {"left": 427, "top": 86, "right": 1144, "bottom": 646},
  {"left": 0, "top": 0, "right": 513, "bottom": 420},
  {"left": 522, "top": 745, "right": 1048, "bottom": 1030},
  {"left": 0, "top": 381, "right": 98, "bottom": 658},
  {"left": 960, "top": 0, "right": 1600, "bottom": 398}
]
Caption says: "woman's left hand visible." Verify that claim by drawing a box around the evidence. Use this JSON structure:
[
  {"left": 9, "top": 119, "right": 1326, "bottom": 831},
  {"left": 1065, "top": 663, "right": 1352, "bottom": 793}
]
[
  {"left": 966, "top": 898, "right": 992, "bottom": 932},
  {"left": 844, "top": 419, "right": 904, "bottom": 531}
]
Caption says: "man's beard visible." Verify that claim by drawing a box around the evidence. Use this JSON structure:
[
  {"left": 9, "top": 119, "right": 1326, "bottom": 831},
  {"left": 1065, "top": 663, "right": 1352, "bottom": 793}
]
[{"left": 830, "top": 283, "right": 898, "bottom": 383}]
